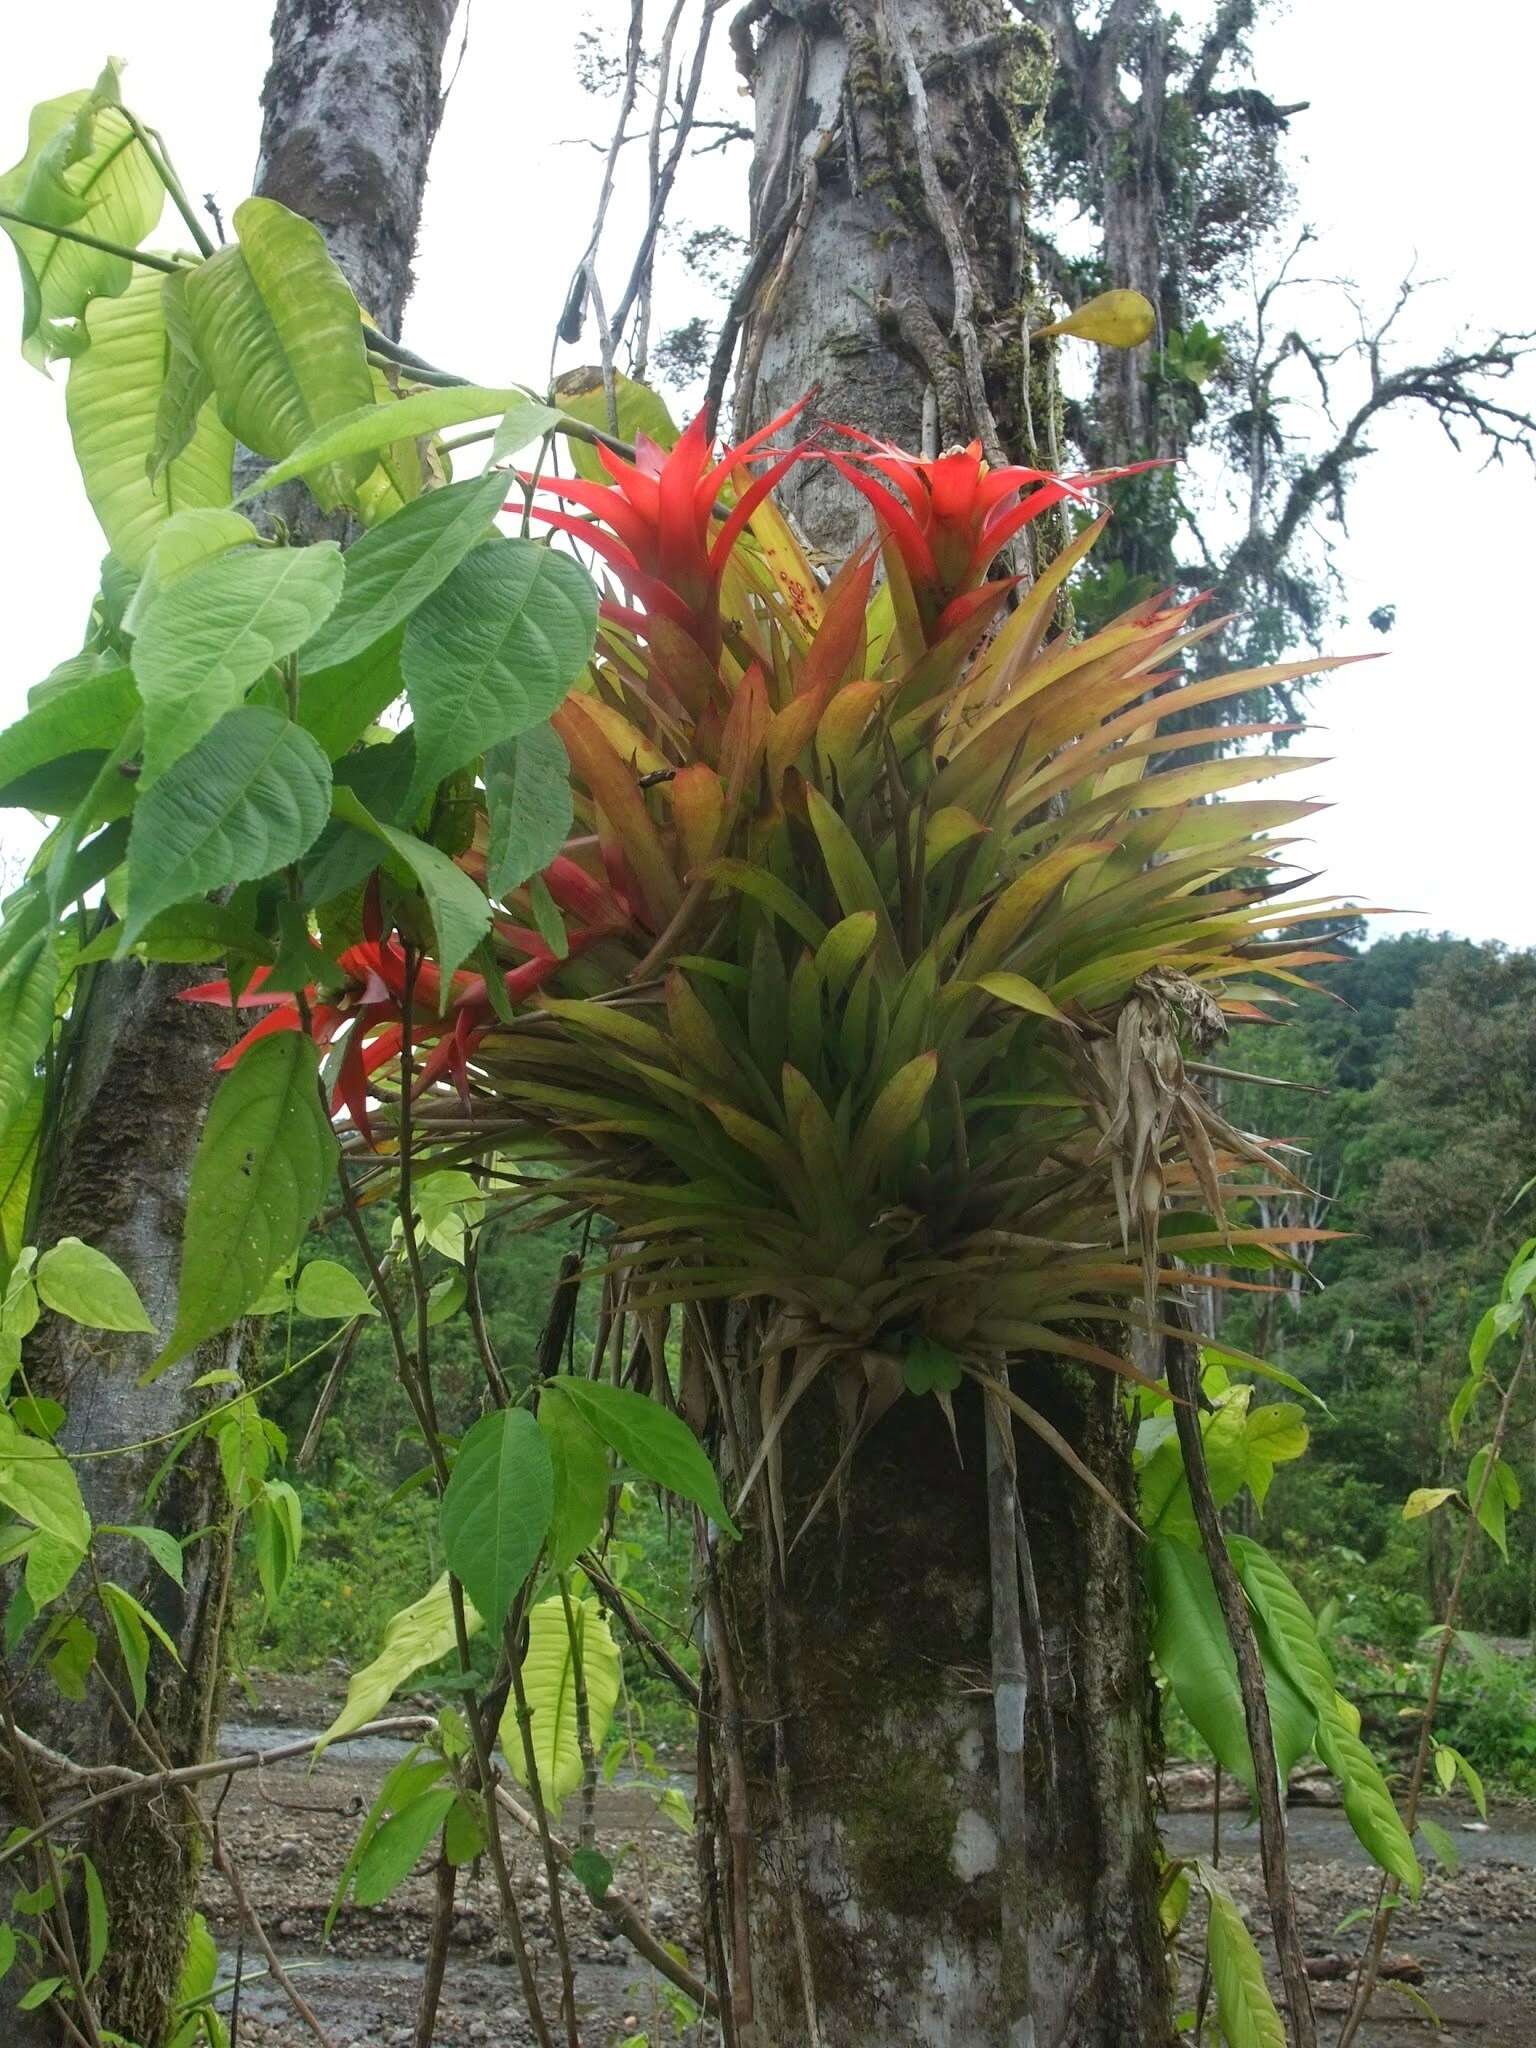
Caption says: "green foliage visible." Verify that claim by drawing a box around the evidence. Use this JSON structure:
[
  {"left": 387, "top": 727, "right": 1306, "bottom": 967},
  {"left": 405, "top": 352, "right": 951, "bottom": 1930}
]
[
  {"left": 439, "top": 1408, "right": 553, "bottom": 1631},
  {"left": 400, "top": 536, "right": 598, "bottom": 811},
  {"left": 123, "top": 706, "right": 332, "bottom": 943},
  {"left": 153, "top": 1032, "right": 338, "bottom": 1373},
  {"left": 131, "top": 540, "right": 344, "bottom": 780},
  {"left": 502, "top": 1592, "right": 621, "bottom": 1815}
]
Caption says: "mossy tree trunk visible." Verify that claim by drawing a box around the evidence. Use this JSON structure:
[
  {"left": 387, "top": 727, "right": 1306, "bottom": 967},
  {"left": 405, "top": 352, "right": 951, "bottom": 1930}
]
[
  {"left": 710, "top": 8, "right": 1173, "bottom": 2043},
  {"left": 0, "top": 7, "right": 458, "bottom": 2042}
]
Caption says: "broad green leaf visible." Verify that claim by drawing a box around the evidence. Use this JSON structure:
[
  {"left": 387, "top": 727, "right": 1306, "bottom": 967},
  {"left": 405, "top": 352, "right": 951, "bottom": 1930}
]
[
  {"left": 101, "top": 1579, "right": 150, "bottom": 1714},
  {"left": 553, "top": 366, "right": 677, "bottom": 481},
  {"left": 402, "top": 537, "right": 598, "bottom": 810},
  {"left": 540, "top": 1393, "right": 610, "bottom": 1576},
  {"left": 1446, "top": 1744, "right": 1487, "bottom": 1819},
  {"left": 300, "top": 629, "right": 405, "bottom": 761},
  {"left": 0, "top": 1076, "right": 44, "bottom": 1281},
  {"left": 212, "top": 1394, "right": 270, "bottom": 1506},
  {"left": 149, "top": 266, "right": 213, "bottom": 480},
  {"left": 1318, "top": 1694, "right": 1422, "bottom": 1896},
  {"left": 1418, "top": 1815, "right": 1460, "bottom": 1872},
  {"left": 501, "top": 1593, "right": 620, "bottom": 1815},
  {"left": 102, "top": 1522, "right": 184, "bottom": 1585},
  {"left": 121, "top": 506, "right": 257, "bottom": 634},
  {"left": 1241, "top": 1401, "right": 1308, "bottom": 1507},
  {"left": 132, "top": 543, "right": 345, "bottom": 781},
  {"left": 543, "top": 1376, "right": 737, "bottom": 1534},
  {"left": 252, "top": 1479, "right": 302, "bottom": 1609},
  {"left": 1146, "top": 1535, "right": 1313, "bottom": 1793},
  {"left": 18, "top": 1977, "right": 66, "bottom": 2013},
  {"left": 903, "top": 1336, "right": 964, "bottom": 1395},
  {"left": 319, "top": 1573, "right": 481, "bottom": 1751},
  {"left": 0, "top": 926, "right": 60, "bottom": 1140},
  {"left": 352, "top": 1787, "right": 458, "bottom": 1905},
  {"left": 0, "top": 668, "right": 139, "bottom": 809},
  {"left": 0, "top": 1409, "right": 90, "bottom": 1550},
  {"left": 568, "top": 1846, "right": 613, "bottom": 1902},
  {"left": 328, "top": 786, "right": 490, "bottom": 980},
  {"left": 440, "top": 1408, "right": 553, "bottom": 1631},
  {"left": 303, "top": 470, "right": 510, "bottom": 673},
  {"left": 151, "top": 1033, "right": 338, "bottom": 1375},
  {"left": 241, "top": 388, "right": 557, "bottom": 499},
  {"left": 443, "top": 1794, "right": 485, "bottom": 1866},
  {"left": 167, "top": 1913, "right": 222, "bottom": 2048},
  {"left": 1232, "top": 1535, "right": 1422, "bottom": 1896},
  {"left": 25, "top": 1529, "right": 85, "bottom": 1607},
  {"left": 294, "top": 1259, "right": 376, "bottom": 1320},
  {"left": 0, "top": 64, "right": 162, "bottom": 365},
  {"left": 1403, "top": 1487, "right": 1458, "bottom": 1520},
  {"left": 484, "top": 723, "right": 574, "bottom": 896},
  {"left": 123, "top": 707, "right": 331, "bottom": 943},
  {"left": 34, "top": 1235, "right": 153, "bottom": 1332},
  {"left": 183, "top": 196, "right": 376, "bottom": 509},
  {"left": 65, "top": 269, "right": 234, "bottom": 568},
  {"left": 46, "top": 1614, "right": 96, "bottom": 1699},
  {"left": 1196, "top": 1862, "right": 1286, "bottom": 2048},
  {"left": 81, "top": 1855, "right": 108, "bottom": 1980},
  {"left": 1468, "top": 1446, "right": 1516, "bottom": 1560},
  {"left": 325, "top": 1750, "right": 443, "bottom": 1936}
]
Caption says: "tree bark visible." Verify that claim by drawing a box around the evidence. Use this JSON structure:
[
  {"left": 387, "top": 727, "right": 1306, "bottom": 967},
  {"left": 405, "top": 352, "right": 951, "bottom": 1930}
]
[
  {"left": 0, "top": 7, "right": 458, "bottom": 2041},
  {"left": 742, "top": 0, "right": 1055, "bottom": 557},
  {"left": 716, "top": 8, "right": 1173, "bottom": 2041}
]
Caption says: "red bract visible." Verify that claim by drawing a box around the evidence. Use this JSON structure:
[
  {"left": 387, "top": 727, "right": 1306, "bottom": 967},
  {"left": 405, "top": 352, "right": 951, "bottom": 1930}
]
[
  {"left": 826, "top": 431, "right": 1163, "bottom": 638},
  {"left": 515, "top": 397, "right": 811, "bottom": 659},
  {"left": 178, "top": 914, "right": 617, "bottom": 1147}
]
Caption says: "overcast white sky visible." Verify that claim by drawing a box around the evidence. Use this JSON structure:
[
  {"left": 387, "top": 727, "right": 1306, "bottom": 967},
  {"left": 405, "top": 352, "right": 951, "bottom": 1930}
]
[{"left": 2, "top": 2, "right": 1532, "bottom": 944}]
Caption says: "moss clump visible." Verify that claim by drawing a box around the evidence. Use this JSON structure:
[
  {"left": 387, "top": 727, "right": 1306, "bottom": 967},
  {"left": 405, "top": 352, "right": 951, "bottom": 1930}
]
[{"left": 843, "top": 1750, "right": 964, "bottom": 1917}]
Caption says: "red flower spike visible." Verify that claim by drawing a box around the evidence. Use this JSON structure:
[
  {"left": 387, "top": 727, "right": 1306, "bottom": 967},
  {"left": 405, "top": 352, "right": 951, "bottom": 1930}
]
[
  {"left": 519, "top": 398, "right": 813, "bottom": 660},
  {"left": 827, "top": 429, "right": 1168, "bottom": 641}
]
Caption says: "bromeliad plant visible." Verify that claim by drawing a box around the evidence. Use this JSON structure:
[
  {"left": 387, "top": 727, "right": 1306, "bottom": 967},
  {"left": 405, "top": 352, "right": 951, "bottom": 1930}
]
[{"left": 445, "top": 417, "right": 1356, "bottom": 1540}]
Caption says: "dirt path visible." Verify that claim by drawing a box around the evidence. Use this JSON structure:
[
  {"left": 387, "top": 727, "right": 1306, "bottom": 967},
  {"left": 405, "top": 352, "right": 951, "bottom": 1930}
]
[{"left": 207, "top": 1673, "right": 1536, "bottom": 2046}]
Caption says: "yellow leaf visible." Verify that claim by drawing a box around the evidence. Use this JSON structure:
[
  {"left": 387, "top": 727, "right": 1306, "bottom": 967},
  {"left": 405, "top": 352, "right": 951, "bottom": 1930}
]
[{"left": 1034, "top": 290, "right": 1157, "bottom": 348}]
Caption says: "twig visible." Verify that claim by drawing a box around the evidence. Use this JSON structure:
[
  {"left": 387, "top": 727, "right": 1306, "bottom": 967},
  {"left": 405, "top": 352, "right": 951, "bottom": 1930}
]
[
  {"left": 295, "top": 1314, "right": 366, "bottom": 1468},
  {"left": 633, "top": 0, "right": 691, "bottom": 384},
  {"left": 1335, "top": 1318, "right": 1532, "bottom": 2047},
  {"left": 557, "top": 0, "right": 645, "bottom": 350},
  {"left": 413, "top": 1854, "right": 458, "bottom": 2048},
  {"left": 537, "top": 1252, "right": 585, "bottom": 1377},
  {"left": 1165, "top": 1311, "right": 1316, "bottom": 2048},
  {"left": 702, "top": 1537, "right": 756, "bottom": 2038},
  {"left": 212, "top": 1834, "right": 334, "bottom": 2048},
  {"left": 493, "top": 1783, "right": 720, "bottom": 2014},
  {"left": 0, "top": 1687, "right": 107, "bottom": 2048},
  {"left": 0, "top": 1719, "right": 438, "bottom": 1868},
  {"left": 985, "top": 1385, "right": 1036, "bottom": 2041},
  {"left": 1013, "top": 1498, "right": 1059, "bottom": 1814},
  {"left": 761, "top": 1543, "right": 822, "bottom": 2047},
  {"left": 583, "top": 1556, "right": 702, "bottom": 1709},
  {"left": 608, "top": 0, "right": 731, "bottom": 342},
  {"left": 0, "top": 204, "right": 181, "bottom": 274}
]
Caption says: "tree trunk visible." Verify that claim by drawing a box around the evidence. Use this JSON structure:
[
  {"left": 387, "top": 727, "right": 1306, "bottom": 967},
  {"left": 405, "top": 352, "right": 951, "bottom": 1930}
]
[
  {"left": 716, "top": 9, "right": 1173, "bottom": 2042},
  {"left": 0, "top": 7, "right": 458, "bottom": 2041},
  {"left": 742, "top": 0, "right": 1055, "bottom": 558}
]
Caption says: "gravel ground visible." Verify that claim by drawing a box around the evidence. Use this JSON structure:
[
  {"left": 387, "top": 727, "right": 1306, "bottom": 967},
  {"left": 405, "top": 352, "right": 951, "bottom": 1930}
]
[{"left": 207, "top": 1673, "right": 1536, "bottom": 2046}]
